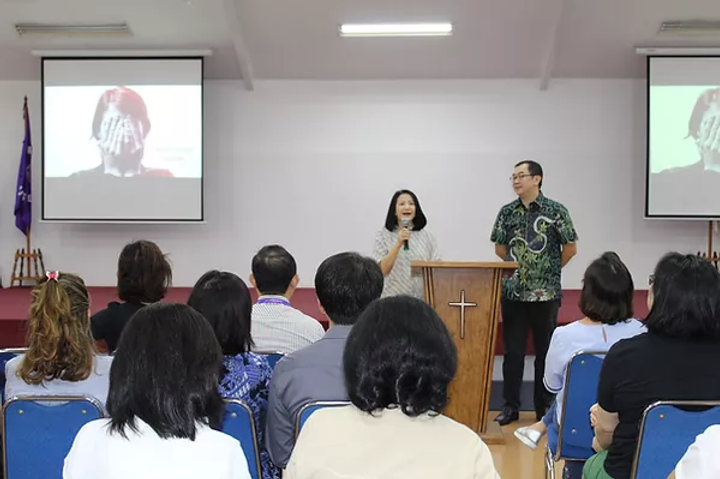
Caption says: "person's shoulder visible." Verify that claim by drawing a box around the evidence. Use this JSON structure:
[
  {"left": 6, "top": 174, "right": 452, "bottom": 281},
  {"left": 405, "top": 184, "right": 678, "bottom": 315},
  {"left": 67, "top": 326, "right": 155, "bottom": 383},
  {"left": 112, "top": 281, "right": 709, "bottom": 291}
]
[
  {"left": 94, "top": 355, "right": 114, "bottom": 371},
  {"left": 497, "top": 199, "right": 520, "bottom": 214},
  {"left": 540, "top": 195, "right": 570, "bottom": 212},
  {"left": 199, "top": 424, "right": 244, "bottom": 450},
  {"left": 5, "top": 354, "right": 23, "bottom": 373},
  {"left": 75, "top": 418, "right": 113, "bottom": 441},
  {"left": 432, "top": 413, "right": 489, "bottom": 444},
  {"left": 607, "top": 331, "right": 648, "bottom": 356}
]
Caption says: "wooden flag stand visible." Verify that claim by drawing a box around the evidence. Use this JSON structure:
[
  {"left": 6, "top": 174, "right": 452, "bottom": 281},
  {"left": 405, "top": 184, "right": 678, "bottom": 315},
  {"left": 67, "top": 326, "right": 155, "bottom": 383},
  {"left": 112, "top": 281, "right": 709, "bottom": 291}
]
[
  {"left": 698, "top": 221, "right": 720, "bottom": 269},
  {"left": 10, "top": 228, "right": 44, "bottom": 287}
]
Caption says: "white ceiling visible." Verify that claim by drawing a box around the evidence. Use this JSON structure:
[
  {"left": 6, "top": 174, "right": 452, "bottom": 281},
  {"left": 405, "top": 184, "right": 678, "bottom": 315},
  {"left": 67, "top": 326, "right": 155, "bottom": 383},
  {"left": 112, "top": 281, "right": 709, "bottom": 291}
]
[{"left": 1, "top": 0, "right": 720, "bottom": 85}]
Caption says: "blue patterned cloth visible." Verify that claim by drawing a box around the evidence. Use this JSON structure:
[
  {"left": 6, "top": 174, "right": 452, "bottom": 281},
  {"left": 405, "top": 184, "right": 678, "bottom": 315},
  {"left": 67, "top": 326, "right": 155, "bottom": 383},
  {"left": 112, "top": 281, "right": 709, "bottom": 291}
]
[{"left": 220, "top": 352, "right": 279, "bottom": 479}]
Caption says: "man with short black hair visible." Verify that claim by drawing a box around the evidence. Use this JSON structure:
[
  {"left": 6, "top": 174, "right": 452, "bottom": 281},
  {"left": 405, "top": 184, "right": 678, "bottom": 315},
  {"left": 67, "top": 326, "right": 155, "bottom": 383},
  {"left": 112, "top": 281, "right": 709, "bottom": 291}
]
[
  {"left": 266, "top": 252, "right": 384, "bottom": 469},
  {"left": 250, "top": 245, "right": 324, "bottom": 354},
  {"left": 491, "top": 160, "right": 578, "bottom": 426}
]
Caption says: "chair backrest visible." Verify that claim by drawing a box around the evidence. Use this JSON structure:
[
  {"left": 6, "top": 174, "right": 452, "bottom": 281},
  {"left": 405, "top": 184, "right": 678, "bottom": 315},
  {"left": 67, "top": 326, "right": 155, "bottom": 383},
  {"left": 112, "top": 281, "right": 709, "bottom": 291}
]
[
  {"left": 295, "top": 400, "right": 351, "bottom": 438},
  {"left": 3, "top": 395, "right": 104, "bottom": 479},
  {"left": 220, "top": 399, "right": 262, "bottom": 479},
  {"left": 631, "top": 400, "right": 720, "bottom": 479},
  {"left": 555, "top": 351, "right": 605, "bottom": 460},
  {"left": 254, "top": 351, "right": 285, "bottom": 370}
]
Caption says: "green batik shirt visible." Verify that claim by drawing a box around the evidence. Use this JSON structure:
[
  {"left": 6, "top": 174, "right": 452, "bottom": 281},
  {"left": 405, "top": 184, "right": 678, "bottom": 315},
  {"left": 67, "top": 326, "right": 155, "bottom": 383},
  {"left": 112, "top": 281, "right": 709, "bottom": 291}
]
[{"left": 490, "top": 193, "right": 578, "bottom": 302}]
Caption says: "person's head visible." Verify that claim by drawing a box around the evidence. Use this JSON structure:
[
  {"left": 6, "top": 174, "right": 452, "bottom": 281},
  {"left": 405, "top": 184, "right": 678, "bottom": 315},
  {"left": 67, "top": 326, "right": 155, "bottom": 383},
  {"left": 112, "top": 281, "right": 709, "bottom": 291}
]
[
  {"left": 187, "top": 270, "right": 254, "bottom": 355},
  {"left": 384, "top": 189, "right": 427, "bottom": 231},
  {"left": 19, "top": 272, "right": 95, "bottom": 385},
  {"left": 92, "top": 87, "right": 151, "bottom": 172},
  {"left": 645, "top": 252, "right": 720, "bottom": 340},
  {"left": 107, "top": 302, "right": 224, "bottom": 440},
  {"left": 579, "top": 252, "right": 635, "bottom": 325},
  {"left": 344, "top": 295, "right": 457, "bottom": 417},
  {"left": 117, "top": 240, "right": 172, "bottom": 304},
  {"left": 250, "top": 245, "right": 298, "bottom": 297},
  {"left": 314, "top": 252, "right": 384, "bottom": 326},
  {"left": 687, "top": 88, "right": 720, "bottom": 169},
  {"left": 512, "top": 160, "right": 543, "bottom": 197}
]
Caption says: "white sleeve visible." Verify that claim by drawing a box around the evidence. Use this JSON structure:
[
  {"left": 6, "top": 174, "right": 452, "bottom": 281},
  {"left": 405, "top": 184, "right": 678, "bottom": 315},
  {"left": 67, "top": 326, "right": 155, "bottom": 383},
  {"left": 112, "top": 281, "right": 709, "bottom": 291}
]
[
  {"left": 429, "top": 232, "right": 440, "bottom": 261},
  {"left": 473, "top": 440, "right": 501, "bottom": 479},
  {"left": 676, "top": 425, "right": 720, "bottom": 479},
  {"left": 543, "top": 330, "right": 565, "bottom": 393},
  {"left": 373, "top": 230, "right": 389, "bottom": 262},
  {"left": 230, "top": 441, "right": 253, "bottom": 479},
  {"left": 63, "top": 422, "right": 99, "bottom": 479}
]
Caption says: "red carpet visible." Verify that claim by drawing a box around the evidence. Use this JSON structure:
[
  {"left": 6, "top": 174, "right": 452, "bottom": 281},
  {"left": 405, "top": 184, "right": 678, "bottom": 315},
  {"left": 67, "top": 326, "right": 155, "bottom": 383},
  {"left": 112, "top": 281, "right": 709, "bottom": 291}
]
[{"left": 0, "top": 287, "right": 648, "bottom": 352}]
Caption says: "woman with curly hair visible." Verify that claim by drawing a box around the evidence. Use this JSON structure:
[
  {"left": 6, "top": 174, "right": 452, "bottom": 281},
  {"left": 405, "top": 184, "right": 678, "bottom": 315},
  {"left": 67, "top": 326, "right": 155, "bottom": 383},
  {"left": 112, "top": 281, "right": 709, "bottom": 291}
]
[
  {"left": 284, "top": 296, "right": 499, "bottom": 479},
  {"left": 5, "top": 272, "right": 112, "bottom": 407}
]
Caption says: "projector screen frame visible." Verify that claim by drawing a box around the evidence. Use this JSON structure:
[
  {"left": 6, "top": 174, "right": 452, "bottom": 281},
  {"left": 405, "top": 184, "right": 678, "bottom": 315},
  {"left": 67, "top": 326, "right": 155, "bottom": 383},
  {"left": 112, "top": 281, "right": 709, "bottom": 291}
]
[
  {"left": 644, "top": 54, "right": 720, "bottom": 220},
  {"left": 39, "top": 55, "right": 205, "bottom": 224}
]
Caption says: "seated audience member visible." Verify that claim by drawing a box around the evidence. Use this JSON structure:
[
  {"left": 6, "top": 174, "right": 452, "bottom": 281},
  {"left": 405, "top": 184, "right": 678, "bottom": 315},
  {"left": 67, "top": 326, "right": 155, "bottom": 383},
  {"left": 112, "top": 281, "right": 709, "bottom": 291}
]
[
  {"left": 249, "top": 245, "right": 324, "bottom": 354},
  {"left": 675, "top": 425, "right": 720, "bottom": 479},
  {"left": 515, "top": 253, "right": 645, "bottom": 452},
  {"left": 91, "top": 240, "right": 171, "bottom": 353},
  {"left": 6, "top": 272, "right": 112, "bottom": 407},
  {"left": 266, "top": 252, "right": 383, "bottom": 469},
  {"left": 188, "top": 270, "right": 279, "bottom": 479},
  {"left": 284, "top": 295, "right": 499, "bottom": 479},
  {"left": 63, "top": 303, "right": 251, "bottom": 479},
  {"left": 584, "top": 253, "right": 720, "bottom": 479}
]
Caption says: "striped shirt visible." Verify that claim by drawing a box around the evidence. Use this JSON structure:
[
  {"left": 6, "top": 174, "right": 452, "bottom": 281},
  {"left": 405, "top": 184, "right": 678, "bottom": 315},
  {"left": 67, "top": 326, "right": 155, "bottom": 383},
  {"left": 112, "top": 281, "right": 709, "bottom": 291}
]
[
  {"left": 251, "top": 295, "right": 325, "bottom": 355},
  {"left": 373, "top": 228, "right": 440, "bottom": 299}
]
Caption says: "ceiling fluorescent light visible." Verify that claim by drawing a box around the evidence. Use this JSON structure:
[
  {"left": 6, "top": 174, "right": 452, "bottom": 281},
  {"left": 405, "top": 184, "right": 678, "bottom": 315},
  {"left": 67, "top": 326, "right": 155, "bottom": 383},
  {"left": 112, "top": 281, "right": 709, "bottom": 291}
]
[
  {"left": 15, "top": 23, "right": 131, "bottom": 36},
  {"left": 659, "top": 20, "right": 720, "bottom": 34},
  {"left": 339, "top": 23, "right": 452, "bottom": 37}
]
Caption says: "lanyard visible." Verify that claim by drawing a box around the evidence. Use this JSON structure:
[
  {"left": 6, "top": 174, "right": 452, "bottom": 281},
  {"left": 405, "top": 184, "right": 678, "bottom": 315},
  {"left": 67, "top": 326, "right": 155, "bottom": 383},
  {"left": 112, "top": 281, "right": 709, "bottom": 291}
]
[{"left": 256, "top": 297, "right": 290, "bottom": 306}]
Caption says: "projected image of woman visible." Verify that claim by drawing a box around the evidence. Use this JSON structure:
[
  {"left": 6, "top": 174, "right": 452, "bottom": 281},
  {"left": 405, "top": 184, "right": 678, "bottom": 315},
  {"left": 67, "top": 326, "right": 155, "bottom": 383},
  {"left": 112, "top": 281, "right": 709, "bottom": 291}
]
[
  {"left": 70, "top": 87, "right": 174, "bottom": 178},
  {"left": 651, "top": 87, "right": 720, "bottom": 213}
]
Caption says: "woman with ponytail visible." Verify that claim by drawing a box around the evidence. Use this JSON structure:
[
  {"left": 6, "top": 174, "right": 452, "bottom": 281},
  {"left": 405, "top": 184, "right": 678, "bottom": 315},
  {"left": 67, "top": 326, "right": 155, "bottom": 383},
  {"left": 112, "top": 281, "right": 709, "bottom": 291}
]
[{"left": 5, "top": 272, "right": 112, "bottom": 407}]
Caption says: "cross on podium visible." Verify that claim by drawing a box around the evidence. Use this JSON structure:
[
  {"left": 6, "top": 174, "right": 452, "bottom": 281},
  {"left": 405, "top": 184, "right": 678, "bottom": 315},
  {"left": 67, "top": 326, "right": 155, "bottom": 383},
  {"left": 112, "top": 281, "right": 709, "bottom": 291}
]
[{"left": 448, "top": 290, "right": 477, "bottom": 339}]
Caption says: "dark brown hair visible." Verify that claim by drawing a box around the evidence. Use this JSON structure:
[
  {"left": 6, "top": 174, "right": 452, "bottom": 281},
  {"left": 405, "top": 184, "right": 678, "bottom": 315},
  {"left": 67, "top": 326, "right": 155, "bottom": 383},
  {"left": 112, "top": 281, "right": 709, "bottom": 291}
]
[
  {"left": 578, "top": 252, "right": 634, "bottom": 325},
  {"left": 19, "top": 272, "right": 96, "bottom": 384},
  {"left": 117, "top": 240, "right": 172, "bottom": 303}
]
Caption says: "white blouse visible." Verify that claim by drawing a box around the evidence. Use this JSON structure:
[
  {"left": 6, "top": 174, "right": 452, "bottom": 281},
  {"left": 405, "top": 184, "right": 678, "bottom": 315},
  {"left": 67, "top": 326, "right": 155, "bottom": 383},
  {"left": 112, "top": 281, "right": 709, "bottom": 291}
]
[
  {"left": 373, "top": 228, "right": 440, "bottom": 299},
  {"left": 63, "top": 418, "right": 251, "bottom": 479},
  {"left": 285, "top": 406, "right": 499, "bottom": 479}
]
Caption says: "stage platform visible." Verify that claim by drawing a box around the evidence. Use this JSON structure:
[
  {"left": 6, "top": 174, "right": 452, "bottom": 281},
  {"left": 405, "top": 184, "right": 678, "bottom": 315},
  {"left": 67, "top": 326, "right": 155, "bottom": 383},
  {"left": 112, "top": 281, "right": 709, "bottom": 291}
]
[{"left": 0, "top": 287, "right": 648, "bottom": 351}]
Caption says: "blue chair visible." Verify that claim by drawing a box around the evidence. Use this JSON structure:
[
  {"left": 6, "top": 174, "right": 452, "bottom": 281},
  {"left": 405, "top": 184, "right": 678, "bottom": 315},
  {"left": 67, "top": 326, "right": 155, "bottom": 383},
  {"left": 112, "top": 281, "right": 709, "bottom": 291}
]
[
  {"left": 545, "top": 351, "right": 605, "bottom": 479},
  {"left": 255, "top": 351, "right": 285, "bottom": 370},
  {"left": 3, "top": 395, "right": 104, "bottom": 479},
  {"left": 295, "top": 400, "right": 351, "bottom": 438},
  {"left": 220, "top": 399, "right": 262, "bottom": 479},
  {"left": 630, "top": 400, "right": 720, "bottom": 479}
]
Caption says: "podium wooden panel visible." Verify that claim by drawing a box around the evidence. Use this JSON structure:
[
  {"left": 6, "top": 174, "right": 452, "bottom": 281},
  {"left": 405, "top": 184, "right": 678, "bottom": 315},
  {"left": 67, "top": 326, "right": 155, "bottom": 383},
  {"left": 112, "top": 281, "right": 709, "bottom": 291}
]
[{"left": 412, "top": 261, "right": 517, "bottom": 445}]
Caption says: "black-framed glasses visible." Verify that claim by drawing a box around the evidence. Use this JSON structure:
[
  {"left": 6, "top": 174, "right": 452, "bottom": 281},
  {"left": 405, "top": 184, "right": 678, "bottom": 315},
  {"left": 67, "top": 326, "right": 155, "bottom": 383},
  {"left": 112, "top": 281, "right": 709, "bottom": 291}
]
[{"left": 510, "top": 173, "right": 533, "bottom": 182}]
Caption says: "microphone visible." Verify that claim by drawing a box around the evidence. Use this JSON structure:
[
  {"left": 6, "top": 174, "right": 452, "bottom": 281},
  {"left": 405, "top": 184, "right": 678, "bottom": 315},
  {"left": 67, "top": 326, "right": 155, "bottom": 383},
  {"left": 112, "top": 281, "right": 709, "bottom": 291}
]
[{"left": 401, "top": 218, "right": 410, "bottom": 250}]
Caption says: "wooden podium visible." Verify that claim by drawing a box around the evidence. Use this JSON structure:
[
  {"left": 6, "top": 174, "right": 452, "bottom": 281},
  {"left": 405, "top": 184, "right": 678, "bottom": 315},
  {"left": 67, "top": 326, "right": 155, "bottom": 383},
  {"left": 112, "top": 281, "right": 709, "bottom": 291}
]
[{"left": 412, "top": 261, "right": 517, "bottom": 444}]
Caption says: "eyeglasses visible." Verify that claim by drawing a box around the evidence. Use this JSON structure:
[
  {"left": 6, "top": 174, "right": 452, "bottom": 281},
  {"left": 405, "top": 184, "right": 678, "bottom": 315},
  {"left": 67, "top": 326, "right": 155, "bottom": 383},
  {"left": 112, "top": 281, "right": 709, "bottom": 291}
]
[
  {"left": 648, "top": 274, "right": 654, "bottom": 285},
  {"left": 510, "top": 173, "right": 532, "bottom": 182}
]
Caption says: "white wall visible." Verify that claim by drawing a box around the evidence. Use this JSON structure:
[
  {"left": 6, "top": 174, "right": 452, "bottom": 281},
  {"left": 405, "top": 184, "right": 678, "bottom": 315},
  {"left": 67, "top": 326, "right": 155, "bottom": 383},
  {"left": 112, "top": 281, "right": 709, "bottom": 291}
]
[{"left": 0, "top": 79, "right": 709, "bottom": 289}]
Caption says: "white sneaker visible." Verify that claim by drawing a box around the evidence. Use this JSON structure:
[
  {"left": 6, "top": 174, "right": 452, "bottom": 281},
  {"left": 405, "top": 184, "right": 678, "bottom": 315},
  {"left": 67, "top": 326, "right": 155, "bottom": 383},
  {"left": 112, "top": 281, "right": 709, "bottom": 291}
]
[{"left": 514, "top": 426, "right": 543, "bottom": 450}]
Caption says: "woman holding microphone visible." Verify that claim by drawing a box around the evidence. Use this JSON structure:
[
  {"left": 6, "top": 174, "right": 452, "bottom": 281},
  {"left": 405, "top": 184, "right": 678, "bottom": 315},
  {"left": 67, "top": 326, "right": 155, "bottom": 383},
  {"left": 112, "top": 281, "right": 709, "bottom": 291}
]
[{"left": 373, "top": 189, "right": 440, "bottom": 299}]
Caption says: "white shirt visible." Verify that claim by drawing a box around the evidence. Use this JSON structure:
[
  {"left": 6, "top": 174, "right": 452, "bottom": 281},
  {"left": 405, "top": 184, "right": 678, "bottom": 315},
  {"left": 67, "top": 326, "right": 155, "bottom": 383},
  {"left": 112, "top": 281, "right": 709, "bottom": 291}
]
[
  {"left": 6, "top": 355, "right": 113, "bottom": 409},
  {"left": 63, "top": 418, "right": 251, "bottom": 479},
  {"left": 544, "top": 318, "right": 646, "bottom": 424},
  {"left": 285, "top": 406, "right": 499, "bottom": 479},
  {"left": 676, "top": 424, "right": 720, "bottom": 479},
  {"left": 251, "top": 295, "right": 325, "bottom": 355},
  {"left": 373, "top": 228, "right": 440, "bottom": 299}
]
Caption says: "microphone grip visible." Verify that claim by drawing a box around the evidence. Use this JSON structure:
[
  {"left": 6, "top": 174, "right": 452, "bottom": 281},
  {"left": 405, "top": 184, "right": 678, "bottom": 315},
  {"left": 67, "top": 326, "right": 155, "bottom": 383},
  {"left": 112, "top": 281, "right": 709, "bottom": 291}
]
[{"left": 403, "top": 240, "right": 409, "bottom": 250}]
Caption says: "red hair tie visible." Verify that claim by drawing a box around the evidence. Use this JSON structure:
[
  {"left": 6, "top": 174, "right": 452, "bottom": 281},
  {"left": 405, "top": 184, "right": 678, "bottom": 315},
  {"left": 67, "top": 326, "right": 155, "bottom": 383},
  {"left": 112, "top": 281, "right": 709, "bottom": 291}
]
[{"left": 46, "top": 271, "right": 59, "bottom": 282}]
